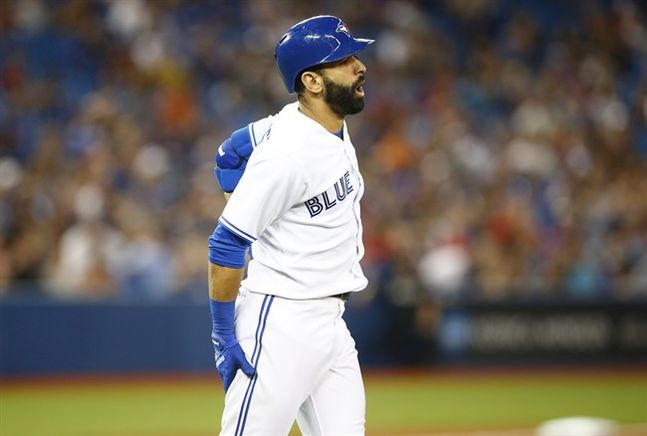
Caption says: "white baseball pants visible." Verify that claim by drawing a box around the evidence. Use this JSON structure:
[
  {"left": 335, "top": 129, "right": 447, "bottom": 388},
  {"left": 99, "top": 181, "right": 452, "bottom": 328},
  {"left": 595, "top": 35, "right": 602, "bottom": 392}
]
[{"left": 219, "top": 289, "right": 365, "bottom": 436}]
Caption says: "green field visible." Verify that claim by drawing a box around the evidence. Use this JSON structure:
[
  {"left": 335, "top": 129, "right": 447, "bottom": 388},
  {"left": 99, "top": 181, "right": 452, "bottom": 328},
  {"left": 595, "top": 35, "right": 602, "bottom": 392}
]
[{"left": 1, "top": 369, "right": 646, "bottom": 435}]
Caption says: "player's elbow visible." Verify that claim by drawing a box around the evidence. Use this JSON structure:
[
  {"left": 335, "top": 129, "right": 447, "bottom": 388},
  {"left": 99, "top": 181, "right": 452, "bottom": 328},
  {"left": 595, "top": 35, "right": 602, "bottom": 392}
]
[{"left": 208, "top": 223, "right": 251, "bottom": 269}]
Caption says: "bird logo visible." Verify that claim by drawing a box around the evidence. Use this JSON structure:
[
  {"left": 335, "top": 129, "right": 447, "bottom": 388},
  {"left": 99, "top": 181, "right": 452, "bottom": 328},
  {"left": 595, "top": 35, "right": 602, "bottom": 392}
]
[{"left": 336, "top": 22, "right": 351, "bottom": 37}]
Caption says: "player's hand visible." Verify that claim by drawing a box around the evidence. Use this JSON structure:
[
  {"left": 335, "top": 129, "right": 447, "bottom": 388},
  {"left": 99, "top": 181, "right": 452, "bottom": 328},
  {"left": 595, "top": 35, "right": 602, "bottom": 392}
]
[
  {"left": 215, "top": 125, "right": 254, "bottom": 193},
  {"left": 212, "top": 333, "right": 255, "bottom": 392}
]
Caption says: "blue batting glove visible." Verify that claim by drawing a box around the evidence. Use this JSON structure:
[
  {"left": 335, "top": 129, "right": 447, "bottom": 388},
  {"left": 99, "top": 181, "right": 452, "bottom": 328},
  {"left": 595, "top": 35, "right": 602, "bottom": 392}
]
[
  {"left": 212, "top": 334, "right": 256, "bottom": 392},
  {"left": 210, "top": 299, "right": 255, "bottom": 392},
  {"left": 214, "top": 125, "right": 255, "bottom": 193}
]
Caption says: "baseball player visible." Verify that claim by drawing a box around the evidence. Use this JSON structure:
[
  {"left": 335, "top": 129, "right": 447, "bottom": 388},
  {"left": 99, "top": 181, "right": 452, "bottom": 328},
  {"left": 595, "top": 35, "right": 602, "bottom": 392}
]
[{"left": 208, "top": 15, "right": 374, "bottom": 435}]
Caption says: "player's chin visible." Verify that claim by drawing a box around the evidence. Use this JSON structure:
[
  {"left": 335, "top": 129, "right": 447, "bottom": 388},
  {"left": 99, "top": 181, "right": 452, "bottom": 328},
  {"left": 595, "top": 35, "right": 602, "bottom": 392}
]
[
  {"left": 347, "top": 97, "right": 365, "bottom": 115},
  {"left": 326, "top": 86, "right": 365, "bottom": 116}
]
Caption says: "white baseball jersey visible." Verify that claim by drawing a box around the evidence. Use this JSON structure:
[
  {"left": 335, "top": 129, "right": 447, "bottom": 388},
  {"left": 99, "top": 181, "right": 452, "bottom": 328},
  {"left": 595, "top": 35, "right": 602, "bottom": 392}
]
[{"left": 219, "top": 102, "right": 368, "bottom": 299}]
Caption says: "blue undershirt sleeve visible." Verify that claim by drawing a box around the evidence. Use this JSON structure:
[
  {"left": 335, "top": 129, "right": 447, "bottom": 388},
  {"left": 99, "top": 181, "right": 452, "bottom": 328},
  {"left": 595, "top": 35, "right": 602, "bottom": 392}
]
[{"left": 209, "top": 223, "right": 252, "bottom": 269}]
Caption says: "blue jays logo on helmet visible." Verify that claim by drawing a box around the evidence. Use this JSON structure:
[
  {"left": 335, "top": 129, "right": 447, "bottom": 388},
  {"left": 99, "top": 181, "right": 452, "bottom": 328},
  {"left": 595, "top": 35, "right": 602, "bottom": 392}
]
[
  {"left": 336, "top": 22, "right": 351, "bottom": 37},
  {"left": 274, "top": 15, "right": 374, "bottom": 94}
]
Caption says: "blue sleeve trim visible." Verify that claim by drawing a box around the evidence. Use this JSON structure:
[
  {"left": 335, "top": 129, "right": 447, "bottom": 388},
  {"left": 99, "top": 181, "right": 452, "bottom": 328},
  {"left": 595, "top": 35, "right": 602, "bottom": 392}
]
[
  {"left": 249, "top": 123, "right": 258, "bottom": 148},
  {"left": 209, "top": 223, "right": 252, "bottom": 269},
  {"left": 219, "top": 217, "right": 257, "bottom": 243}
]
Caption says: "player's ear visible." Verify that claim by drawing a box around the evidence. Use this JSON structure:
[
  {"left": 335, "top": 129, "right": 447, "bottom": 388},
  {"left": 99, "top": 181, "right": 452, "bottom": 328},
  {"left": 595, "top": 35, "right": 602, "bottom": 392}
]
[{"left": 300, "top": 71, "right": 324, "bottom": 95}]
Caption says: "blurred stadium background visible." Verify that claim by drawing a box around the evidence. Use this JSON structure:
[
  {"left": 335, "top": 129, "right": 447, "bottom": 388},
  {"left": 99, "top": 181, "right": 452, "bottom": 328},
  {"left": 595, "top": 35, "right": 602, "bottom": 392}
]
[{"left": 1, "top": 0, "right": 647, "bottom": 434}]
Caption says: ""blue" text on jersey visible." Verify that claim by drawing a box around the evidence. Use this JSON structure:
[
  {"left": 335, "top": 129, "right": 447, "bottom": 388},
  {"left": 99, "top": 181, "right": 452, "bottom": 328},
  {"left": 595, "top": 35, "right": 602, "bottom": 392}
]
[{"left": 305, "top": 171, "right": 354, "bottom": 217}]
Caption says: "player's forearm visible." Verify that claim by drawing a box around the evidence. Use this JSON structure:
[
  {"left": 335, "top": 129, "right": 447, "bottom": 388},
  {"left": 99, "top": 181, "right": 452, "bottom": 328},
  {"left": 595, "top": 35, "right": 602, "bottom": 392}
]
[{"left": 208, "top": 262, "right": 245, "bottom": 302}]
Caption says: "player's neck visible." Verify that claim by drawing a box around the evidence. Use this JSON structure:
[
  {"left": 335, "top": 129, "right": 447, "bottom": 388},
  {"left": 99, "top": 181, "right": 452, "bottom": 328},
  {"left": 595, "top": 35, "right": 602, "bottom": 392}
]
[{"left": 298, "top": 99, "right": 344, "bottom": 133}]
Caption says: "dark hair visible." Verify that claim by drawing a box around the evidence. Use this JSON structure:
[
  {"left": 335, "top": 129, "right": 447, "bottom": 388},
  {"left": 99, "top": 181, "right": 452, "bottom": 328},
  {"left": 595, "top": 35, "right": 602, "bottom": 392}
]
[{"left": 294, "top": 72, "right": 306, "bottom": 95}]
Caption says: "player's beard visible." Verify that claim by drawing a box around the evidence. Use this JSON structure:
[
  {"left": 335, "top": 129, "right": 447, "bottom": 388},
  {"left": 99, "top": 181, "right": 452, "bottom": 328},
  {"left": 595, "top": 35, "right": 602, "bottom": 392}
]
[{"left": 323, "top": 76, "right": 365, "bottom": 117}]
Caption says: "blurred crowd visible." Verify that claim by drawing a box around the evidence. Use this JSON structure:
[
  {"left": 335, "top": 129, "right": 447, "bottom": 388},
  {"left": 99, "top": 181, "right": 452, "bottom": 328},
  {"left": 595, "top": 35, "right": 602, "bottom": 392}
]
[{"left": 1, "top": 0, "right": 647, "bottom": 305}]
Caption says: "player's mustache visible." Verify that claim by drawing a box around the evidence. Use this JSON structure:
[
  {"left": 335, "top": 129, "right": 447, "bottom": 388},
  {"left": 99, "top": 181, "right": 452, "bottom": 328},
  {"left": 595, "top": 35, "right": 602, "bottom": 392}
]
[{"left": 351, "top": 77, "right": 366, "bottom": 94}]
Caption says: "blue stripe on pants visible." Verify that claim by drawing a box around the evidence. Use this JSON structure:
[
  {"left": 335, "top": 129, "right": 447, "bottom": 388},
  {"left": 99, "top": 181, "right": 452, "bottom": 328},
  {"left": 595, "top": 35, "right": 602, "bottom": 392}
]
[{"left": 235, "top": 295, "right": 274, "bottom": 436}]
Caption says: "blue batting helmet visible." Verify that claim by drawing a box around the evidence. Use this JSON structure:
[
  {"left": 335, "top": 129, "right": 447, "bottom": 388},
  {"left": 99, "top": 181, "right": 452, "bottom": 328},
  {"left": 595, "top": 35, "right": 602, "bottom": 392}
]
[{"left": 274, "top": 15, "right": 374, "bottom": 94}]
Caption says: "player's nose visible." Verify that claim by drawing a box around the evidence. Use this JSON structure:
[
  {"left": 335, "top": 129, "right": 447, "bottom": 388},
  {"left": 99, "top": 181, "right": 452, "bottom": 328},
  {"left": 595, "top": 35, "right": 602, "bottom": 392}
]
[{"left": 352, "top": 56, "right": 366, "bottom": 75}]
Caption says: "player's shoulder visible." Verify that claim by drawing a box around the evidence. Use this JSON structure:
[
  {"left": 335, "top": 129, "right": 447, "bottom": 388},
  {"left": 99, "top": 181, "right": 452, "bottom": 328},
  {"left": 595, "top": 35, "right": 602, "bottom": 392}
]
[
  {"left": 246, "top": 114, "right": 274, "bottom": 149},
  {"left": 244, "top": 105, "right": 300, "bottom": 166},
  {"left": 263, "top": 102, "right": 336, "bottom": 154}
]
